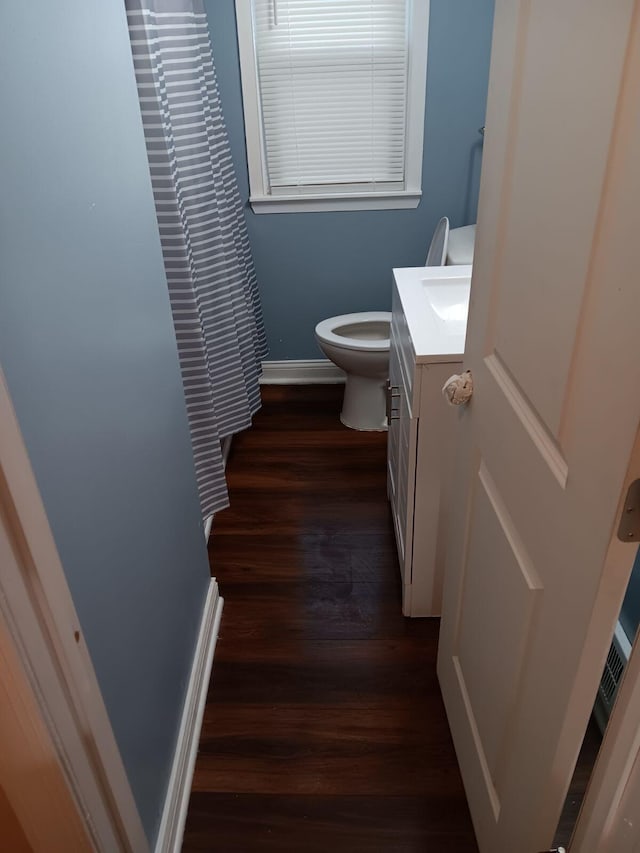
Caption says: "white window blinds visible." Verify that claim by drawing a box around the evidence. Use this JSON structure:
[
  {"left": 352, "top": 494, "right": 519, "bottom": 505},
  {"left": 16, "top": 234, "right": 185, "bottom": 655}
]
[{"left": 252, "top": 0, "right": 410, "bottom": 192}]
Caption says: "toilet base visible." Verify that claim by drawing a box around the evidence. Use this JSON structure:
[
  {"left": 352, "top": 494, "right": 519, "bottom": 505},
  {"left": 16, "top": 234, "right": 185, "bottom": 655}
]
[{"left": 340, "top": 374, "right": 388, "bottom": 431}]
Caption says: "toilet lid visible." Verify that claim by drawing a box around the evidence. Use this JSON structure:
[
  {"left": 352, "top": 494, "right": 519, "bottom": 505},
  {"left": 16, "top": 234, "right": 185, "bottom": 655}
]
[
  {"left": 315, "top": 311, "right": 391, "bottom": 352},
  {"left": 425, "top": 216, "right": 450, "bottom": 266},
  {"left": 446, "top": 224, "right": 476, "bottom": 265}
]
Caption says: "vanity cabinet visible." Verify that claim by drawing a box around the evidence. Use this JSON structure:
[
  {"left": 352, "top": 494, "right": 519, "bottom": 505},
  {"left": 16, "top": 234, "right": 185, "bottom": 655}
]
[{"left": 387, "top": 266, "right": 470, "bottom": 617}]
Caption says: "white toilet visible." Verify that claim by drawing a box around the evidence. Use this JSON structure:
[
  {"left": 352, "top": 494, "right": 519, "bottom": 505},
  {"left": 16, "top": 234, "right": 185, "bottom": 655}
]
[
  {"left": 315, "top": 222, "right": 476, "bottom": 431},
  {"left": 315, "top": 312, "right": 391, "bottom": 431}
]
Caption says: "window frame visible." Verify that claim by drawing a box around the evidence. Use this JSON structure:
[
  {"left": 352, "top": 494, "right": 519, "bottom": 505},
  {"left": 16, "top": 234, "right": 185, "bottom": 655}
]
[{"left": 235, "top": 0, "right": 430, "bottom": 214}]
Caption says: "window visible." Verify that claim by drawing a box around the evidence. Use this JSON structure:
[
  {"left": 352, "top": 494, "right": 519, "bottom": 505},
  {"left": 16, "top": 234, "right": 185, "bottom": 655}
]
[{"left": 235, "top": 0, "right": 429, "bottom": 213}]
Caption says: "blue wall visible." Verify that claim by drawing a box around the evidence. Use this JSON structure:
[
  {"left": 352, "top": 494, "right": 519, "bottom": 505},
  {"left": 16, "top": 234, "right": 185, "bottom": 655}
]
[
  {"left": 621, "top": 549, "right": 640, "bottom": 642},
  {"left": 205, "top": 0, "right": 495, "bottom": 359},
  {"left": 0, "top": 1, "right": 210, "bottom": 843}
]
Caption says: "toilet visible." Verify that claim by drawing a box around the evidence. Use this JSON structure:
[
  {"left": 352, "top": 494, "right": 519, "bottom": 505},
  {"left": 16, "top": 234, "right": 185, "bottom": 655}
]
[
  {"left": 315, "top": 223, "right": 476, "bottom": 431},
  {"left": 315, "top": 312, "right": 391, "bottom": 431}
]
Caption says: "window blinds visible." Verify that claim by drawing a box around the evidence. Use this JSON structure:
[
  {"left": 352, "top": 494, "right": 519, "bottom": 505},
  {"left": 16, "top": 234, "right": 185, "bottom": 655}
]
[{"left": 252, "top": 0, "right": 409, "bottom": 191}]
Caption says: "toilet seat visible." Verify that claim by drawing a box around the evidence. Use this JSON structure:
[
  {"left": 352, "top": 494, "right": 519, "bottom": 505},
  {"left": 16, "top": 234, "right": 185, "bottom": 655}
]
[{"left": 315, "top": 311, "right": 391, "bottom": 353}]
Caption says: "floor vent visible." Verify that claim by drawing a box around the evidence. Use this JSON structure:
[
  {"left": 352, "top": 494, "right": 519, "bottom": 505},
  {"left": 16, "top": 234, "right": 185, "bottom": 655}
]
[{"left": 594, "top": 620, "right": 632, "bottom": 735}]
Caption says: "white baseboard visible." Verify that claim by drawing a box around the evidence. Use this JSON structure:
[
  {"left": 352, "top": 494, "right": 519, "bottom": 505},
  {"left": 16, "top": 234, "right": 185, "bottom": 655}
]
[
  {"left": 154, "top": 579, "right": 223, "bottom": 853},
  {"left": 260, "top": 359, "right": 345, "bottom": 385}
]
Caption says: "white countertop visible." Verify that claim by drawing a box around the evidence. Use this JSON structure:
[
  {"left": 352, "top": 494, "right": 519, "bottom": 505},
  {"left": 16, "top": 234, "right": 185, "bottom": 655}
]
[{"left": 393, "top": 265, "right": 472, "bottom": 363}]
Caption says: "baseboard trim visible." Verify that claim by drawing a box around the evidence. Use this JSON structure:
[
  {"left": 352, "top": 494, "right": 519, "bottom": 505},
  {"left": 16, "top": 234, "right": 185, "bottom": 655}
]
[
  {"left": 260, "top": 359, "right": 345, "bottom": 385},
  {"left": 154, "top": 579, "right": 223, "bottom": 853}
]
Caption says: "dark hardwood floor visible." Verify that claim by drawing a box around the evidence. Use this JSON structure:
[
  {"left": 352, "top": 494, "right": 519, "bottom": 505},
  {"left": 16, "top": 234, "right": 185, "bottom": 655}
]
[{"left": 182, "top": 384, "right": 478, "bottom": 852}]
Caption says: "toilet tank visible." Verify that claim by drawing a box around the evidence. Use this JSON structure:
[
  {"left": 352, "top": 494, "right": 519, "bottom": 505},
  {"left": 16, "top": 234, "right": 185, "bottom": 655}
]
[{"left": 446, "top": 224, "right": 476, "bottom": 265}]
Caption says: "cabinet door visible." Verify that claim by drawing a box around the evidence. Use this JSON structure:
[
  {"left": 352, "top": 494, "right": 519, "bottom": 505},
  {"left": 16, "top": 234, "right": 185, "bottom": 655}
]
[
  {"left": 396, "top": 380, "right": 418, "bottom": 590},
  {"left": 388, "top": 325, "right": 418, "bottom": 590},
  {"left": 387, "top": 331, "right": 402, "bottom": 507}
]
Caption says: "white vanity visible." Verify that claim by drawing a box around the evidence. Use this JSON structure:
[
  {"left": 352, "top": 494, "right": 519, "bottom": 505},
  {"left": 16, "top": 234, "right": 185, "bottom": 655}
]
[{"left": 387, "top": 265, "right": 472, "bottom": 617}]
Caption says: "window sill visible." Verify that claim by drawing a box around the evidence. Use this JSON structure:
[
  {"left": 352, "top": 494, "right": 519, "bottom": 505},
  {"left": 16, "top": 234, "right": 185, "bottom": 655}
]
[{"left": 248, "top": 190, "right": 422, "bottom": 214}]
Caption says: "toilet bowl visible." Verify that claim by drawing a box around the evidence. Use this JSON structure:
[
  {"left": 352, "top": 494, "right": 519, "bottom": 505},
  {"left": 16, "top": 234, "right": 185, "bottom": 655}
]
[
  {"left": 315, "top": 311, "right": 391, "bottom": 431},
  {"left": 315, "top": 221, "right": 475, "bottom": 431}
]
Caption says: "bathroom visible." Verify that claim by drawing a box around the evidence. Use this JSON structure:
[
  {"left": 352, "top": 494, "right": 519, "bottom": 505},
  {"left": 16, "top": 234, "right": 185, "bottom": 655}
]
[{"left": 1, "top": 2, "right": 640, "bottom": 853}]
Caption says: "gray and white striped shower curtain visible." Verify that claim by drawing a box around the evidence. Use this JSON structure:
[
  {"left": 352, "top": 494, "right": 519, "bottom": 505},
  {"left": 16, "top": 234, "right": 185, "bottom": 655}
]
[{"left": 126, "top": 0, "right": 267, "bottom": 519}]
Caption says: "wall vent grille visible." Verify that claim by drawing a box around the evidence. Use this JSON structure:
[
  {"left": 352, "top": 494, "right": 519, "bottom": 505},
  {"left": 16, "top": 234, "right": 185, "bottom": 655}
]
[{"left": 594, "top": 621, "right": 632, "bottom": 734}]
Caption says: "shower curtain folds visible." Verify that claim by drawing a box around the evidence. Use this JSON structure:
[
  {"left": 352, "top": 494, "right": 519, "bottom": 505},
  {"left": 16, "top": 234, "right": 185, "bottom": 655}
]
[{"left": 126, "top": 0, "right": 267, "bottom": 519}]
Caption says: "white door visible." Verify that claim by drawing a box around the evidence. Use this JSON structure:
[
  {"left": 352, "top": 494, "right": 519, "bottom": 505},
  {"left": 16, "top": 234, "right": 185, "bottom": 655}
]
[{"left": 437, "top": 2, "right": 640, "bottom": 851}]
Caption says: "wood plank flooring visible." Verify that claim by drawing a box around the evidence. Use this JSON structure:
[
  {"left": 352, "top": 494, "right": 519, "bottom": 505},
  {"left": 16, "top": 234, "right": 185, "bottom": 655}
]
[{"left": 182, "top": 385, "right": 478, "bottom": 852}]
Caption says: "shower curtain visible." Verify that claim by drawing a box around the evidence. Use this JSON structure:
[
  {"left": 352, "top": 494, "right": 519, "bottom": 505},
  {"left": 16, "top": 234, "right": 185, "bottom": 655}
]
[{"left": 126, "top": 0, "right": 267, "bottom": 519}]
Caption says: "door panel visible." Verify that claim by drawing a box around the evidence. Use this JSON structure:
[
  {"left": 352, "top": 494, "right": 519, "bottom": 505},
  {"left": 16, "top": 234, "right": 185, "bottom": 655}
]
[
  {"left": 438, "top": 1, "right": 640, "bottom": 851},
  {"left": 456, "top": 462, "right": 542, "bottom": 797},
  {"left": 491, "top": 2, "right": 630, "bottom": 435}
]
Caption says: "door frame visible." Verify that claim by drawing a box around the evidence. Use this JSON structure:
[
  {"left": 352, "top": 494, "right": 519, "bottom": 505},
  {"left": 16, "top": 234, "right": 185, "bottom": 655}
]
[
  {"left": 0, "top": 368, "right": 148, "bottom": 852},
  {"left": 571, "top": 616, "right": 640, "bottom": 851},
  {"left": 565, "top": 3, "right": 640, "bottom": 844},
  {"left": 0, "top": 591, "right": 94, "bottom": 851},
  {"left": 569, "top": 434, "right": 640, "bottom": 850},
  {"left": 567, "top": 426, "right": 640, "bottom": 850}
]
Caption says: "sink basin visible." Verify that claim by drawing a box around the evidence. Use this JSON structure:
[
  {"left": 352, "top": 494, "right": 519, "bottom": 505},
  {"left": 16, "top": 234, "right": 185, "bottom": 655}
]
[
  {"left": 421, "top": 279, "right": 470, "bottom": 338},
  {"left": 392, "top": 265, "right": 472, "bottom": 362}
]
